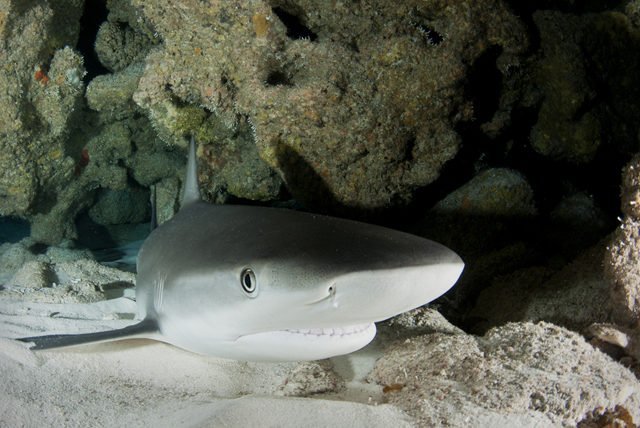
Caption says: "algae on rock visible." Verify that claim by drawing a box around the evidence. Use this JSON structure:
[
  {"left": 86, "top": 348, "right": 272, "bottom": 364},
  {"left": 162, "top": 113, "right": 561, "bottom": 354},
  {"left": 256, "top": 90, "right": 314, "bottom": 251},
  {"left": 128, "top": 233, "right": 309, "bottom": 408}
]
[
  {"left": 529, "top": 10, "right": 640, "bottom": 163},
  {"left": 605, "top": 154, "right": 640, "bottom": 326},
  {"left": 0, "top": 0, "right": 85, "bottom": 218},
  {"left": 371, "top": 322, "right": 640, "bottom": 427},
  {"left": 130, "top": 0, "right": 527, "bottom": 209}
]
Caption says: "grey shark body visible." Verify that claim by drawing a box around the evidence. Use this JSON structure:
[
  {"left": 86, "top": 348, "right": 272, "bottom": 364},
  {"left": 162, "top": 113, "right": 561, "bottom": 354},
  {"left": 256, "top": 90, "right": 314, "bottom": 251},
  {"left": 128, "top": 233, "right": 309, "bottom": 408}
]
[{"left": 19, "top": 139, "right": 464, "bottom": 361}]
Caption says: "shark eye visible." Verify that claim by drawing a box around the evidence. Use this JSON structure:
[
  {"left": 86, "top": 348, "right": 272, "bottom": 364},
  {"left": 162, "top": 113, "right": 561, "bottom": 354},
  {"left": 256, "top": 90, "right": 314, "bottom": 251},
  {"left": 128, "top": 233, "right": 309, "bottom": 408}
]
[{"left": 240, "top": 268, "right": 258, "bottom": 297}]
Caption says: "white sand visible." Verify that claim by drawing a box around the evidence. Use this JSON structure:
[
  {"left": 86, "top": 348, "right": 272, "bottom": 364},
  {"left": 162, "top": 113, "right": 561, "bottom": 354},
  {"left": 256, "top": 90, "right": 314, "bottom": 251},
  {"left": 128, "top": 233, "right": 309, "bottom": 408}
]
[{"left": 0, "top": 295, "right": 414, "bottom": 427}]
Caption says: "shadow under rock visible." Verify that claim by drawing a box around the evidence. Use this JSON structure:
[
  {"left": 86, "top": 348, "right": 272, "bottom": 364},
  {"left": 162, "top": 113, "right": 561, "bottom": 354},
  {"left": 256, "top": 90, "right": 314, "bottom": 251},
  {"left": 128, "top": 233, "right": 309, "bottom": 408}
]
[{"left": 273, "top": 144, "right": 413, "bottom": 226}]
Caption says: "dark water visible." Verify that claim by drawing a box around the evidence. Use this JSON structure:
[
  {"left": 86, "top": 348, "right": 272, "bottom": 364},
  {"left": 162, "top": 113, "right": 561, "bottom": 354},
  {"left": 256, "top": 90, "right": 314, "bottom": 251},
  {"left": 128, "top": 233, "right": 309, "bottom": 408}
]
[{"left": 0, "top": 217, "right": 30, "bottom": 244}]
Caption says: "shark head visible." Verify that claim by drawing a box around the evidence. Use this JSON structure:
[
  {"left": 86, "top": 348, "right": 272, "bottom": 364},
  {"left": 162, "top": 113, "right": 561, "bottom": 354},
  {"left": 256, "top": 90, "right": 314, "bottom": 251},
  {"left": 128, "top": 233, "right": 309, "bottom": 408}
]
[
  {"left": 132, "top": 137, "right": 464, "bottom": 361},
  {"left": 139, "top": 202, "right": 464, "bottom": 361},
  {"left": 17, "top": 137, "right": 463, "bottom": 361}
]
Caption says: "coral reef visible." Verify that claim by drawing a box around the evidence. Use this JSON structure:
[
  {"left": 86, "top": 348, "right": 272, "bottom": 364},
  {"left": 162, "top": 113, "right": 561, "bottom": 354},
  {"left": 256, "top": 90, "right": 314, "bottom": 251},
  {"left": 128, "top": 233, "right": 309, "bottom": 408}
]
[
  {"left": 94, "top": 20, "right": 151, "bottom": 72},
  {"left": 371, "top": 322, "right": 640, "bottom": 427},
  {"left": 276, "top": 361, "right": 344, "bottom": 397},
  {"left": 605, "top": 154, "right": 640, "bottom": 326},
  {"left": 130, "top": 0, "right": 526, "bottom": 209},
  {"left": 88, "top": 187, "right": 149, "bottom": 225},
  {"left": 85, "top": 63, "right": 145, "bottom": 119},
  {"left": 420, "top": 167, "right": 536, "bottom": 267},
  {"left": 0, "top": 0, "right": 85, "bottom": 218},
  {"left": 529, "top": 11, "right": 601, "bottom": 163},
  {"left": 514, "top": 9, "right": 640, "bottom": 164},
  {"left": 471, "top": 242, "right": 612, "bottom": 332},
  {"left": 417, "top": 168, "right": 538, "bottom": 306},
  {"left": 4, "top": 258, "right": 133, "bottom": 304},
  {"left": 3, "top": 0, "right": 640, "bottom": 424}
]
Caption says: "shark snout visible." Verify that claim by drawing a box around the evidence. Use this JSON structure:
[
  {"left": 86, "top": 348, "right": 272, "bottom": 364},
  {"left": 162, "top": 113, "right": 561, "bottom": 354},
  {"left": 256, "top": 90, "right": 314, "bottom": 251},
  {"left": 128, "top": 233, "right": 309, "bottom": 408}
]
[{"left": 325, "top": 256, "right": 464, "bottom": 323}]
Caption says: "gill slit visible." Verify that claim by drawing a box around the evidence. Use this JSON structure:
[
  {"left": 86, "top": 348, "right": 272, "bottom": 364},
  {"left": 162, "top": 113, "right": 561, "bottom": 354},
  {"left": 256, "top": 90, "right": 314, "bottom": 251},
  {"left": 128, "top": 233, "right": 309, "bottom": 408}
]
[{"left": 154, "top": 273, "right": 166, "bottom": 313}]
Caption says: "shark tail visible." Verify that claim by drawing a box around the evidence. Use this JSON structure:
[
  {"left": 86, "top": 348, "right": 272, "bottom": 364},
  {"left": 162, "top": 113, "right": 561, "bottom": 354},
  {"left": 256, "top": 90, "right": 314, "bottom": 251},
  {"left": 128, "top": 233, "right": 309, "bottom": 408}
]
[{"left": 16, "top": 319, "right": 158, "bottom": 350}]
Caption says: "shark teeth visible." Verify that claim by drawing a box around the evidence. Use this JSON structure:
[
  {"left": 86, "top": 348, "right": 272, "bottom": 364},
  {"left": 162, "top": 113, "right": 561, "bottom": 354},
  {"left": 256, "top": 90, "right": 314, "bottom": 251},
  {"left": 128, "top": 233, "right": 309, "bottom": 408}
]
[{"left": 284, "top": 323, "right": 372, "bottom": 337}]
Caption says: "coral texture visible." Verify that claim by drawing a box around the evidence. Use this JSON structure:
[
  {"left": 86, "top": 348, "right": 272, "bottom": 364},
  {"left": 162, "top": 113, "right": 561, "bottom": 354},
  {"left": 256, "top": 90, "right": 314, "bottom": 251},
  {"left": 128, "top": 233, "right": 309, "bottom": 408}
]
[
  {"left": 372, "top": 322, "right": 640, "bottom": 427},
  {"left": 605, "top": 154, "right": 640, "bottom": 326},
  {"left": 130, "top": 0, "right": 526, "bottom": 209},
  {"left": 0, "top": 0, "right": 85, "bottom": 217}
]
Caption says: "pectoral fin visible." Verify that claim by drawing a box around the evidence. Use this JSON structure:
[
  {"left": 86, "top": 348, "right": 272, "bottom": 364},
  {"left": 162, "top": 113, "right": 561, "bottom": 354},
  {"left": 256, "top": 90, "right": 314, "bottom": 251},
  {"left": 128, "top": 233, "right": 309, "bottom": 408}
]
[{"left": 17, "top": 318, "right": 158, "bottom": 350}]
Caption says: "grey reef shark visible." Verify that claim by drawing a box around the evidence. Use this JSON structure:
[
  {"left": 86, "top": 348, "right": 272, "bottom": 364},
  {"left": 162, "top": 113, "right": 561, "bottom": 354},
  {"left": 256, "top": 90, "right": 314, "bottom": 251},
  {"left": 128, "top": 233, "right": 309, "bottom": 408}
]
[{"left": 19, "top": 138, "right": 464, "bottom": 361}]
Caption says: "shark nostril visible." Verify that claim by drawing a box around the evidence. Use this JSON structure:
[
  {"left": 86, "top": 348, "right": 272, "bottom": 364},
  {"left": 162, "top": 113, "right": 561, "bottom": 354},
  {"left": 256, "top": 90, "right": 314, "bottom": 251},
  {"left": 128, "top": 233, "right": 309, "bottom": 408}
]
[
  {"left": 329, "top": 284, "right": 338, "bottom": 308},
  {"left": 305, "top": 284, "right": 338, "bottom": 306}
]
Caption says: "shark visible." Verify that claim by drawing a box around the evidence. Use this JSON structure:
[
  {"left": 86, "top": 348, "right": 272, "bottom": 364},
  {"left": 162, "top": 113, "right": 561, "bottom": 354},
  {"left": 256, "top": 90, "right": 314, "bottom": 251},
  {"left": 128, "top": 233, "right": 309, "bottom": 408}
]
[{"left": 18, "top": 138, "right": 464, "bottom": 361}]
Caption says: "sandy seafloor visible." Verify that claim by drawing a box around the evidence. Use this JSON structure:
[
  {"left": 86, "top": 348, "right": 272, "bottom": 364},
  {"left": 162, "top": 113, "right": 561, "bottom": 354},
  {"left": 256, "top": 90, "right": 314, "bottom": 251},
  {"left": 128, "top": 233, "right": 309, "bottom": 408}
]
[{"left": 0, "top": 288, "right": 415, "bottom": 427}]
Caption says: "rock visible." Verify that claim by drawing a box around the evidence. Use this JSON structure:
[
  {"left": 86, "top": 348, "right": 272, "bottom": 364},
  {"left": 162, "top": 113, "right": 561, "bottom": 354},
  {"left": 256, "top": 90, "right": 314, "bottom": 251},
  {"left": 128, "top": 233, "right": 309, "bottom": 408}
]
[
  {"left": 471, "top": 243, "right": 612, "bottom": 332},
  {"left": 0, "top": 0, "right": 85, "bottom": 217},
  {"left": 89, "top": 188, "right": 149, "bottom": 225},
  {"left": 417, "top": 168, "right": 538, "bottom": 306},
  {"left": 420, "top": 168, "right": 536, "bottom": 255},
  {"left": 44, "top": 246, "right": 93, "bottom": 263},
  {"left": 585, "top": 322, "right": 640, "bottom": 381},
  {"left": 529, "top": 11, "right": 601, "bottom": 162},
  {"left": 578, "top": 406, "right": 637, "bottom": 428},
  {"left": 131, "top": 0, "right": 527, "bottom": 209},
  {"left": 197, "top": 117, "right": 283, "bottom": 202},
  {"left": 86, "top": 63, "right": 145, "bottom": 119},
  {"left": 129, "top": 150, "right": 183, "bottom": 189},
  {"left": 7, "top": 261, "right": 53, "bottom": 289},
  {"left": 154, "top": 177, "right": 181, "bottom": 225},
  {"left": 276, "top": 361, "right": 344, "bottom": 397},
  {"left": 94, "top": 21, "right": 152, "bottom": 72},
  {"left": 604, "top": 142, "right": 640, "bottom": 344},
  {"left": 370, "top": 322, "right": 640, "bottom": 427},
  {"left": 587, "top": 323, "right": 630, "bottom": 349},
  {"left": 0, "top": 257, "right": 134, "bottom": 305},
  {"left": 382, "top": 307, "right": 465, "bottom": 338},
  {"left": 52, "top": 259, "right": 133, "bottom": 290},
  {"left": 547, "top": 192, "right": 609, "bottom": 257},
  {"left": 606, "top": 221, "right": 640, "bottom": 326},
  {"left": 529, "top": 11, "right": 640, "bottom": 163},
  {"left": 620, "top": 154, "right": 640, "bottom": 220},
  {"left": 628, "top": 0, "right": 640, "bottom": 28},
  {"left": 432, "top": 168, "right": 536, "bottom": 217},
  {"left": 0, "top": 240, "right": 39, "bottom": 283}
]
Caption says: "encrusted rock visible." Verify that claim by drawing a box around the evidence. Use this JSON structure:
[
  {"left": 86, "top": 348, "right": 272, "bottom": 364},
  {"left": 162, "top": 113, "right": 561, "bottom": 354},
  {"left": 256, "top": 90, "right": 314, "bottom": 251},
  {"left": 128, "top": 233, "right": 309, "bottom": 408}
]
[
  {"left": 620, "top": 154, "right": 640, "bottom": 220},
  {"left": 471, "top": 242, "right": 613, "bottom": 332},
  {"left": 605, "top": 153, "right": 640, "bottom": 326},
  {"left": 432, "top": 168, "right": 536, "bottom": 217},
  {"left": 547, "top": 192, "right": 609, "bottom": 257},
  {"left": 276, "top": 361, "right": 344, "bottom": 397},
  {"left": 7, "top": 261, "right": 53, "bottom": 289},
  {"left": 0, "top": 0, "right": 85, "bottom": 217},
  {"left": 605, "top": 218, "right": 640, "bottom": 325},
  {"left": 371, "top": 322, "right": 640, "bottom": 427},
  {"left": 89, "top": 187, "right": 149, "bottom": 225},
  {"left": 131, "top": 0, "right": 527, "bottom": 209},
  {"left": 0, "top": 257, "right": 134, "bottom": 304},
  {"left": 529, "top": 11, "right": 640, "bottom": 163},
  {"left": 529, "top": 11, "right": 601, "bottom": 162},
  {"left": 417, "top": 168, "right": 537, "bottom": 305},
  {"left": 94, "top": 21, "right": 151, "bottom": 72},
  {"left": 382, "top": 307, "right": 465, "bottom": 338},
  {"left": 86, "top": 63, "right": 145, "bottom": 118}
]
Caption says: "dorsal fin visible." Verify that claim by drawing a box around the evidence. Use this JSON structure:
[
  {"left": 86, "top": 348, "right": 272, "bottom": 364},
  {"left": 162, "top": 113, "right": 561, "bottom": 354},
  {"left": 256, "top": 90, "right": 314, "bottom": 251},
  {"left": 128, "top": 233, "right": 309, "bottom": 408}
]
[
  {"left": 150, "top": 184, "right": 158, "bottom": 231},
  {"left": 181, "top": 136, "right": 201, "bottom": 208}
]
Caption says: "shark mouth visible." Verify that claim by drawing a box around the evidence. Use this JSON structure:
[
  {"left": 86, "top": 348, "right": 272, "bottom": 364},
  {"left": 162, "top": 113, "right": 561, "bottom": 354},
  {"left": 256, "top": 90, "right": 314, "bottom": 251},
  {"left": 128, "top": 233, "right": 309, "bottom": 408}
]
[
  {"left": 283, "top": 323, "right": 374, "bottom": 337},
  {"left": 231, "top": 323, "right": 377, "bottom": 361}
]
